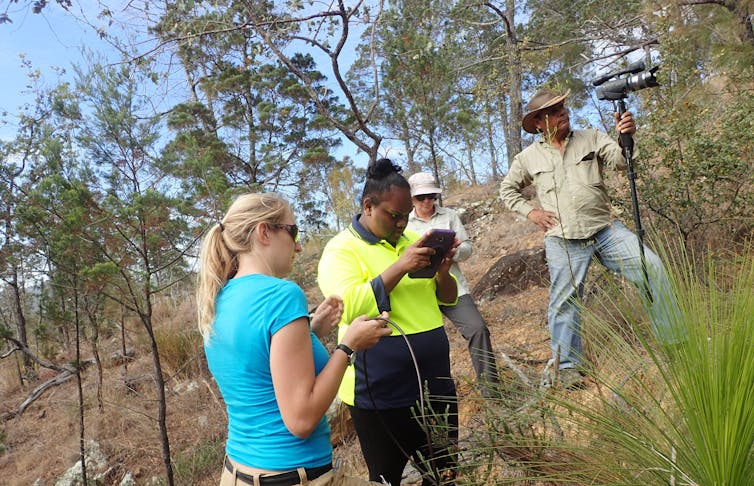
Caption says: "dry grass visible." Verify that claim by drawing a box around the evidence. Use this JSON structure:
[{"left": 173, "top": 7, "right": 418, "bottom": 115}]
[{"left": 0, "top": 180, "right": 652, "bottom": 485}]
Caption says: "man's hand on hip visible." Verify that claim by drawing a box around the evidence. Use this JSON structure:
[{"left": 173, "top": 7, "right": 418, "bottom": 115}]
[{"left": 527, "top": 208, "right": 559, "bottom": 232}]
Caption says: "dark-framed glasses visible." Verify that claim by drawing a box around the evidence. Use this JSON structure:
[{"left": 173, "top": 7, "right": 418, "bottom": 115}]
[
  {"left": 271, "top": 223, "right": 299, "bottom": 243},
  {"left": 415, "top": 194, "right": 438, "bottom": 202}
]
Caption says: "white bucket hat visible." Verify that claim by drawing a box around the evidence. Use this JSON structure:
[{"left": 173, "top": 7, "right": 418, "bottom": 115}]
[{"left": 408, "top": 172, "right": 441, "bottom": 197}]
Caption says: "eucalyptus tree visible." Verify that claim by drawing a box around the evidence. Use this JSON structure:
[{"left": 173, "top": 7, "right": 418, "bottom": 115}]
[
  {"left": 350, "top": 0, "right": 481, "bottom": 184},
  {"left": 49, "top": 54, "right": 199, "bottom": 485},
  {"left": 234, "top": 0, "right": 386, "bottom": 161},
  {"left": 453, "top": 0, "right": 526, "bottom": 174},
  {"left": 151, "top": 0, "right": 354, "bottom": 227}
]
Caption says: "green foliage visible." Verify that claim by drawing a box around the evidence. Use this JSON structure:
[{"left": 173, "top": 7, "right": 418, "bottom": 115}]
[
  {"left": 154, "top": 1, "right": 347, "bottom": 224},
  {"left": 461, "top": 245, "right": 754, "bottom": 484},
  {"left": 353, "top": 0, "right": 476, "bottom": 175},
  {"left": 641, "top": 72, "right": 754, "bottom": 246}
]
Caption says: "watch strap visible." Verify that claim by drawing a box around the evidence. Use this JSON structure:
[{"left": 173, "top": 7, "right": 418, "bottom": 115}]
[{"left": 335, "top": 343, "right": 355, "bottom": 365}]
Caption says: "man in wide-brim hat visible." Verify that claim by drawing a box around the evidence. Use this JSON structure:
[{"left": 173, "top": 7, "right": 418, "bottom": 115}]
[
  {"left": 521, "top": 88, "right": 571, "bottom": 135},
  {"left": 499, "top": 87, "right": 683, "bottom": 389}
]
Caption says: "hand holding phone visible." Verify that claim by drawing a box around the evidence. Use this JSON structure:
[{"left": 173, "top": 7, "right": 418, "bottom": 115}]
[{"left": 408, "top": 229, "right": 456, "bottom": 278}]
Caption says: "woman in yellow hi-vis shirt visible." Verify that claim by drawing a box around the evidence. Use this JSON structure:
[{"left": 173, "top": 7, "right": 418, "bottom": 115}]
[{"left": 318, "top": 158, "right": 460, "bottom": 486}]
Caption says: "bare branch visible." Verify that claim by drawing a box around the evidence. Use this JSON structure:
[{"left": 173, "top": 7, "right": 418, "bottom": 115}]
[
  {"left": 680, "top": 0, "right": 725, "bottom": 5},
  {"left": 2, "top": 335, "right": 72, "bottom": 374},
  {"left": 250, "top": 0, "right": 383, "bottom": 160},
  {"left": 0, "top": 346, "right": 18, "bottom": 359}
]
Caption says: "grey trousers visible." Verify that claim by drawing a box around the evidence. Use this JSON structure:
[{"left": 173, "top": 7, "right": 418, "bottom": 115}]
[{"left": 441, "top": 294, "right": 500, "bottom": 396}]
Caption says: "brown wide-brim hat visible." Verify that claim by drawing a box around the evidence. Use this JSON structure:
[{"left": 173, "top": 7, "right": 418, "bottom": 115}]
[{"left": 522, "top": 88, "right": 571, "bottom": 134}]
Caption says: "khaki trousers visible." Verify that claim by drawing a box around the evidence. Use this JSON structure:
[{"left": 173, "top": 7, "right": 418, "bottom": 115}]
[
  {"left": 219, "top": 456, "right": 383, "bottom": 486},
  {"left": 295, "top": 467, "right": 384, "bottom": 485}
]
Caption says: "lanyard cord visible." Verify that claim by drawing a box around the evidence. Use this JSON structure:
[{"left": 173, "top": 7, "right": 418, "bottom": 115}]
[{"left": 360, "top": 316, "right": 446, "bottom": 485}]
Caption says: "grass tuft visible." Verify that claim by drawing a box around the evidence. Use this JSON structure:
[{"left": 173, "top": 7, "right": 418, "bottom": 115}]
[{"left": 457, "top": 243, "right": 754, "bottom": 484}]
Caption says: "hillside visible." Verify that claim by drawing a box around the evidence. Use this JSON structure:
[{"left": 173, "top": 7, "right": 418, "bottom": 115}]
[{"left": 0, "top": 181, "right": 557, "bottom": 485}]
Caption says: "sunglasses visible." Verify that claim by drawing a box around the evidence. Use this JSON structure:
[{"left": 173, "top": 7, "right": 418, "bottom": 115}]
[
  {"left": 415, "top": 194, "right": 438, "bottom": 202},
  {"left": 271, "top": 223, "right": 299, "bottom": 243}
]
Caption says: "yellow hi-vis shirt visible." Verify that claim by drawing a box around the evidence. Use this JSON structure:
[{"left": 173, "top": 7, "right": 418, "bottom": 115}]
[{"left": 318, "top": 218, "right": 457, "bottom": 407}]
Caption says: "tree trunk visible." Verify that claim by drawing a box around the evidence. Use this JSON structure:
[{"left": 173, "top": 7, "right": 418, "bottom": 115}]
[
  {"left": 142, "top": 298, "right": 174, "bottom": 486},
  {"left": 505, "top": 0, "right": 523, "bottom": 161},
  {"left": 10, "top": 266, "right": 33, "bottom": 378},
  {"left": 120, "top": 306, "right": 128, "bottom": 386},
  {"left": 73, "top": 286, "right": 89, "bottom": 486},
  {"left": 465, "top": 138, "right": 478, "bottom": 185},
  {"left": 428, "top": 129, "right": 443, "bottom": 207},
  {"left": 484, "top": 103, "right": 500, "bottom": 179},
  {"left": 88, "top": 312, "right": 104, "bottom": 411},
  {"left": 486, "top": 0, "right": 524, "bottom": 172}
]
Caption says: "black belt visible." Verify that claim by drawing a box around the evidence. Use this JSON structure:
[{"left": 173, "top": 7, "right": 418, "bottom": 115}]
[{"left": 224, "top": 456, "right": 332, "bottom": 486}]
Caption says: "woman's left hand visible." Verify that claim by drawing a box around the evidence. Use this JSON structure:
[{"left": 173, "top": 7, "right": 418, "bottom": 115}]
[{"left": 310, "top": 295, "right": 344, "bottom": 338}]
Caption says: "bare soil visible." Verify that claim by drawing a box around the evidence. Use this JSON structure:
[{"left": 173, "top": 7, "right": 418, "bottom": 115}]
[{"left": 0, "top": 181, "right": 558, "bottom": 485}]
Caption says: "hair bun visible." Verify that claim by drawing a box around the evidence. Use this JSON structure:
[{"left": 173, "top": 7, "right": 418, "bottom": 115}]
[{"left": 367, "top": 158, "right": 403, "bottom": 180}]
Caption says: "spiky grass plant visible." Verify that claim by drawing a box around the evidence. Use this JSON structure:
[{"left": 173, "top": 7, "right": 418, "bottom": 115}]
[
  {"left": 458, "top": 246, "right": 754, "bottom": 485},
  {"left": 572, "top": 246, "right": 754, "bottom": 485}
]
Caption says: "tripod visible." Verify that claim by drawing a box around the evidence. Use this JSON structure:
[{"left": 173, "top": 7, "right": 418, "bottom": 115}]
[{"left": 613, "top": 98, "right": 653, "bottom": 303}]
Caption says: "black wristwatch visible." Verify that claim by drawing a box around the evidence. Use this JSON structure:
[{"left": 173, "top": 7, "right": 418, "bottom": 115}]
[{"left": 335, "top": 343, "right": 356, "bottom": 366}]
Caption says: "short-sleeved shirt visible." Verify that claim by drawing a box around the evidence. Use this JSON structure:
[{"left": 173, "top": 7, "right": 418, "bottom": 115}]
[
  {"left": 499, "top": 129, "right": 627, "bottom": 239},
  {"left": 204, "top": 274, "right": 331, "bottom": 470},
  {"left": 318, "top": 216, "right": 457, "bottom": 409}
]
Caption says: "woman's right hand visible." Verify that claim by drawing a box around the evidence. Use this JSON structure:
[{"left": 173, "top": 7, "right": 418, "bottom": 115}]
[
  {"left": 341, "top": 311, "right": 393, "bottom": 351},
  {"left": 397, "top": 234, "right": 437, "bottom": 274}
]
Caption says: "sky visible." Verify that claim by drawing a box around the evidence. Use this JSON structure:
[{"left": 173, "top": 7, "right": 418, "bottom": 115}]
[
  {"left": 0, "top": 2, "right": 386, "bottom": 166},
  {"left": 0, "top": 1, "right": 139, "bottom": 140}
]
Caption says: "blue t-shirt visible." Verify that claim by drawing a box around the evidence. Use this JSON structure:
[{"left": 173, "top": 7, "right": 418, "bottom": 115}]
[{"left": 204, "top": 274, "right": 331, "bottom": 470}]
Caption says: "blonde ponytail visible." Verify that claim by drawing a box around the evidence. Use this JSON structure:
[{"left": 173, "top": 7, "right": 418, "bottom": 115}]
[{"left": 196, "top": 193, "right": 291, "bottom": 341}]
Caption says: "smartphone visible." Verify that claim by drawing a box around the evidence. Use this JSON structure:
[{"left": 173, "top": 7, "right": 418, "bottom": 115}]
[{"left": 408, "top": 229, "right": 456, "bottom": 279}]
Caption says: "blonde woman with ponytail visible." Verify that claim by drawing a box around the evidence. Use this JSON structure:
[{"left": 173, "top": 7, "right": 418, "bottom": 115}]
[{"left": 197, "top": 193, "right": 391, "bottom": 486}]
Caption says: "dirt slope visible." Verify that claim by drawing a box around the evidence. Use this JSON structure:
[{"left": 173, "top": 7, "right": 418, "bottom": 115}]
[{"left": 0, "top": 181, "right": 554, "bottom": 485}]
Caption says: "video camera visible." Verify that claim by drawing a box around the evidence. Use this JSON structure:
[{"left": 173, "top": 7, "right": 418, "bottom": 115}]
[{"left": 593, "top": 61, "right": 659, "bottom": 100}]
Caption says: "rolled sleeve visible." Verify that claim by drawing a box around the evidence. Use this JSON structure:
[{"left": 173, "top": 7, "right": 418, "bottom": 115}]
[
  {"left": 594, "top": 129, "right": 628, "bottom": 171},
  {"left": 500, "top": 156, "right": 535, "bottom": 217}
]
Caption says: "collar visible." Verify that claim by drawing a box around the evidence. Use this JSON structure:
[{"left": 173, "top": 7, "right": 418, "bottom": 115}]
[
  {"left": 349, "top": 214, "right": 410, "bottom": 246},
  {"left": 349, "top": 214, "right": 381, "bottom": 244},
  {"left": 537, "top": 130, "right": 573, "bottom": 146}
]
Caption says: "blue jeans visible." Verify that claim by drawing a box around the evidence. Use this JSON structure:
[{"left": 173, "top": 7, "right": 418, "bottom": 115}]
[{"left": 544, "top": 220, "right": 680, "bottom": 369}]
